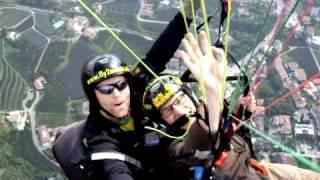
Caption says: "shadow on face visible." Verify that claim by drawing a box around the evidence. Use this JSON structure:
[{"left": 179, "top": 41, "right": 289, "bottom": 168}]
[
  {"left": 95, "top": 76, "right": 131, "bottom": 120},
  {"left": 160, "top": 91, "right": 196, "bottom": 125}
]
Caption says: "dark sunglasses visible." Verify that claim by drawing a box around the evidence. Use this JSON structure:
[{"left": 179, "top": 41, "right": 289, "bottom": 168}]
[{"left": 95, "top": 79, "right": 129, "bottom": 94}]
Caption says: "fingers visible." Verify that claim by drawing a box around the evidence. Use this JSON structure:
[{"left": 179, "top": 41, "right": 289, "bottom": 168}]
[
  {"left": 212, "top": 46, "right": 225, "bottom": 62},
  {"left": 175, "top": 50, "right": 194, "bottom": 71},
  {"left": 212, "top": 46, "right": 227, "bottom": 78},
  {"left": 181, "top": 38, "right": 198, "bottom": 64},
  {"left": 199, "top": 31, "right": 211, "bottom": 55},
  {"left": 185, "top": 33, "right": 202, "bottom": 58}
]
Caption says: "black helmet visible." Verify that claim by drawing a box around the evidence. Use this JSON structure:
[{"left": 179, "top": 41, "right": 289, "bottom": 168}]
[
  {"left": 81, "top": 54, "right": 131, "bottom": 115},
  {"left": 142, "top": 74, "right": 199, "bottom": 122}
]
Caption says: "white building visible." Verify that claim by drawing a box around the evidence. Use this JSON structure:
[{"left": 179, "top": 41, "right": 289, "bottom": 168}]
[
  {"left": 295, "top": 124, "right": 315, "bottom": 136},
  {"left": 312, "top": 36, "right": 320, "bottom": 46},
  {"left": 6, "top": 31, "right": 19, "bottom": 41},
  {"left": 37, "top": 125, "right": 51, "bottom": 148},
  {"left": 160, "top": 0, "right": 170, "bottom": 6},
  {"left": 66, "top": 16, "right": 89, "bottom": 34},
  {"left": 6, "top": 111, "right": 26, "bottom": 131}
]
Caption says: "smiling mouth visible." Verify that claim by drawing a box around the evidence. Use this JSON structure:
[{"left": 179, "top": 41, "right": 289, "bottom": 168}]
[{"left": 114, "top": 102, "right": 123, "bottom": 106}]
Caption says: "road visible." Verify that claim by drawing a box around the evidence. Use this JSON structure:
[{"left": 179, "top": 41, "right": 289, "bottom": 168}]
[
  {"left": 9, "top": 14, "right": 32, "bottom": 29},
  {"left": 22, "top": 89, "right": 59, "bottom": 167},
  {"left": 0, "top": 6, "right": 51, "bottom": 73},
  {"left": 1, "top": 4, "right": 58, "bottom": 167},
  {"left": 239, "top": 41, "right": 264, "bottom": 66},
  {"left": 0, "top": 7, "right": 31, "bottom": 29},
  {"left": 15, "top": 4, "right": 57, "bottom": 14},
  {"left": 240, "top": 0, "right": 298, "bottom": 69},
  {"left": 27, "top": 10, "right": 50, "bottom": 73},
  {"left": 101, "top": 0, "right": 115, "bottom": 5}
]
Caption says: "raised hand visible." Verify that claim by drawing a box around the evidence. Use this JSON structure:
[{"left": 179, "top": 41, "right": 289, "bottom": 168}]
[
  {"left": 176, "top": 31, "right": 227, "bottom": 135},
  {"left": 176, "top": 31, "right": 227, "bottom": 97}
]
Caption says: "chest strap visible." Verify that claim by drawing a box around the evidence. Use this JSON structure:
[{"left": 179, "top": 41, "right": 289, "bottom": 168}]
[{"left": 91, "top": 152, "right": 142, "bottom": 169}]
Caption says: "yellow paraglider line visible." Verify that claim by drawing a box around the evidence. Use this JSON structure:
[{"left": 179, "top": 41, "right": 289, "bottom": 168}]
[
  {"left": 77, "top": 0, "right": 160, "bottom": 80},
  {"left": 77, "top": 0, "right": 319, "bottom": 173},
  {"left": 221, "top": 0, "right": 232, "bottom": 108},
  {"left": 179, "top": 0, "right": 190, "bottom": 35}
]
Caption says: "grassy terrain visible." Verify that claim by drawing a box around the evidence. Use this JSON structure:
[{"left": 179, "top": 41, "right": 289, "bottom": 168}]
[
  {"left": 0, "top": 8, "right": 30, "bottom": 28},
  {"left": 0, "top": 121, "right": 60, "bottom": 179},
  {"left": 34, "top": 12, "right": 55, "bottom": 36},
  {"left": 36, "top": 82, "right": 68, "bottom": 113},
  {"left": 288, "top": 48, "right": 318, "bottom": 78},
  {"left": 36, "top": 112, "right": 67, "bottom": 127},
  {"left": 5, "top": 39, "right": 42, "bottom": 81},
  {"left": 0, "top": 40, "right": 28, "bottom": 111}
]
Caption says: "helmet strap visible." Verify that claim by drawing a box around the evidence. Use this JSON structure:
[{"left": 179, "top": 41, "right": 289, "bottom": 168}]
[{"left": 181, "top": 85, "right": 200, "bottom": 107}]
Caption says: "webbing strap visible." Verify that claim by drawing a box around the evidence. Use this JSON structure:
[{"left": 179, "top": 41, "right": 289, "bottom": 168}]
[
  {"left": 194, "top": 150, "right": 213, "bottom": 160},
  {"left": 91, "top": 152, "right": 142, "bottom": 169}
]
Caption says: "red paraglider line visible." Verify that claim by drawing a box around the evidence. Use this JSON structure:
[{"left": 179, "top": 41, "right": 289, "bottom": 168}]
[
  {"left": 253, "top": 72, "right": 320, "bottom": 117},
  {"left": 252, "top": 0, "right": 316, "bottom": 94},
  {"left": 250, "top": 0, "right": 297, "bottom": 89}
]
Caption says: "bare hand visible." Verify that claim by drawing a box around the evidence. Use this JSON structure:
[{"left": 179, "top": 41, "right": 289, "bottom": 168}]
[{"left": 176, "top": 31, "right": 227, "bottom": 97}]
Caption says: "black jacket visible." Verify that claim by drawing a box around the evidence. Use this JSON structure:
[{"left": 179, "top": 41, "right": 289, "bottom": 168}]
[
  {"left": 82, "top": 113, "right": 144, "bottom": 180},
  {"left": 80, "top": 12, "right": 192, "bottom": 180}
]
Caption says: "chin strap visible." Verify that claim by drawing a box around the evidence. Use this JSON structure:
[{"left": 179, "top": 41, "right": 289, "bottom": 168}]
[{"left": 144, "top": 114, "right": 194, "bottom": 140}]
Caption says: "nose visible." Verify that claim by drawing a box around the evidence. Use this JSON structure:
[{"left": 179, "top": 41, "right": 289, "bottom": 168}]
[
  {"left": 112, "top": 88, "right": 121, "bottom": 97},
  {"left": 172, "top": 104, "right": 186, "bottom": 120}
]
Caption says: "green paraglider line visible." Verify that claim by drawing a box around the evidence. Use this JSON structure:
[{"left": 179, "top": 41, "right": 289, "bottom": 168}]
[
  {"left": 77, "top": 0, "right": 319, "bottom": 172},
  {"left": 230, "top": 0, "right": 300, "bottom": 104},
  {"left": 250, "top": 0, "right": 302, "bottom": 85},
  {"left": 232, "top": 115, "right": 320, "bottom": 172},
  {"left": 179, "top": 0, "right": 191, "bottom": 35},
  {"left": 77, "top": 0, "right": 160, "bottom": 81},
  {"left": 228, "top": 0, "right": 301, "bottom": 119},
  {"left": 190, "top": 0, "right": 199, "bottom": 41},
  {"left": 244, "top": 0, "right": 275, "bottom": 70},
  {"left": 213, "top": 0, "right": 320, "bottom": 171},
  {"left": 251, "top": 0, "right": 315, "bottom": 95},
  {"left": 199, "top": 0, "right": 211, "bottom": 44}
]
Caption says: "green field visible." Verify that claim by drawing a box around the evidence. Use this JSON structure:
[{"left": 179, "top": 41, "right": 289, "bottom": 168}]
[
  {"left": 0, "top": 8, "right": 30, "bottom": 28},
  {"left": 5, "top": 39, "right": 42, "bottom": 82},
  {"left": 36, "top": 112, "right": 67, "bottom": 128},
  {"left": 37, "top": 99, "right": 87, "bottom": 128},
  {"left": 0, "top": 121, "right": 60, "bottom": 179},
  {"left": 36, "top": 82, "right": 68, "bottom": 113},
  {"left": 39, "top": 41, "right": 68, "bottom": 75},
  {"left": 0, "top": 40, "right": 28, "bottom": 111}
]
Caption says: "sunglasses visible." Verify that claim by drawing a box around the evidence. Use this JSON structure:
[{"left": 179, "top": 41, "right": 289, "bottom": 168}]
[
  {"left": 160, "top": 91, "right": 192, "bottom": 118},
  {"left": 95, "top": 79, "right": 129, "bottom": 94}
]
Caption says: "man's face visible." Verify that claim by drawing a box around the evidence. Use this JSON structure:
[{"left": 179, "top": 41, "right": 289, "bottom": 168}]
[
  {"left": 95, "top": 76, "right": 130, "bottom": 120},
  {"left": 159, "top": 91, "right": 196, "bottom": 125}
]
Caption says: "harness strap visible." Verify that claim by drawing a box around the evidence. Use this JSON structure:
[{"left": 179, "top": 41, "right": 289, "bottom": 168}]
[
  {"left": 91, "top": 152, "right": 142, "bottom": 169},
  {"left": 194, "top": 150, "right": 213, "bottom": 160},
  {"left": 250, "top": 159, "right": 268, "bottom": 176}
]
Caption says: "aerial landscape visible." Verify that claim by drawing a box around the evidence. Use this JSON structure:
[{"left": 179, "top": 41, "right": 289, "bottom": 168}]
[{"left": 0, "top": 0, "right": 320, "bottom": 179}]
